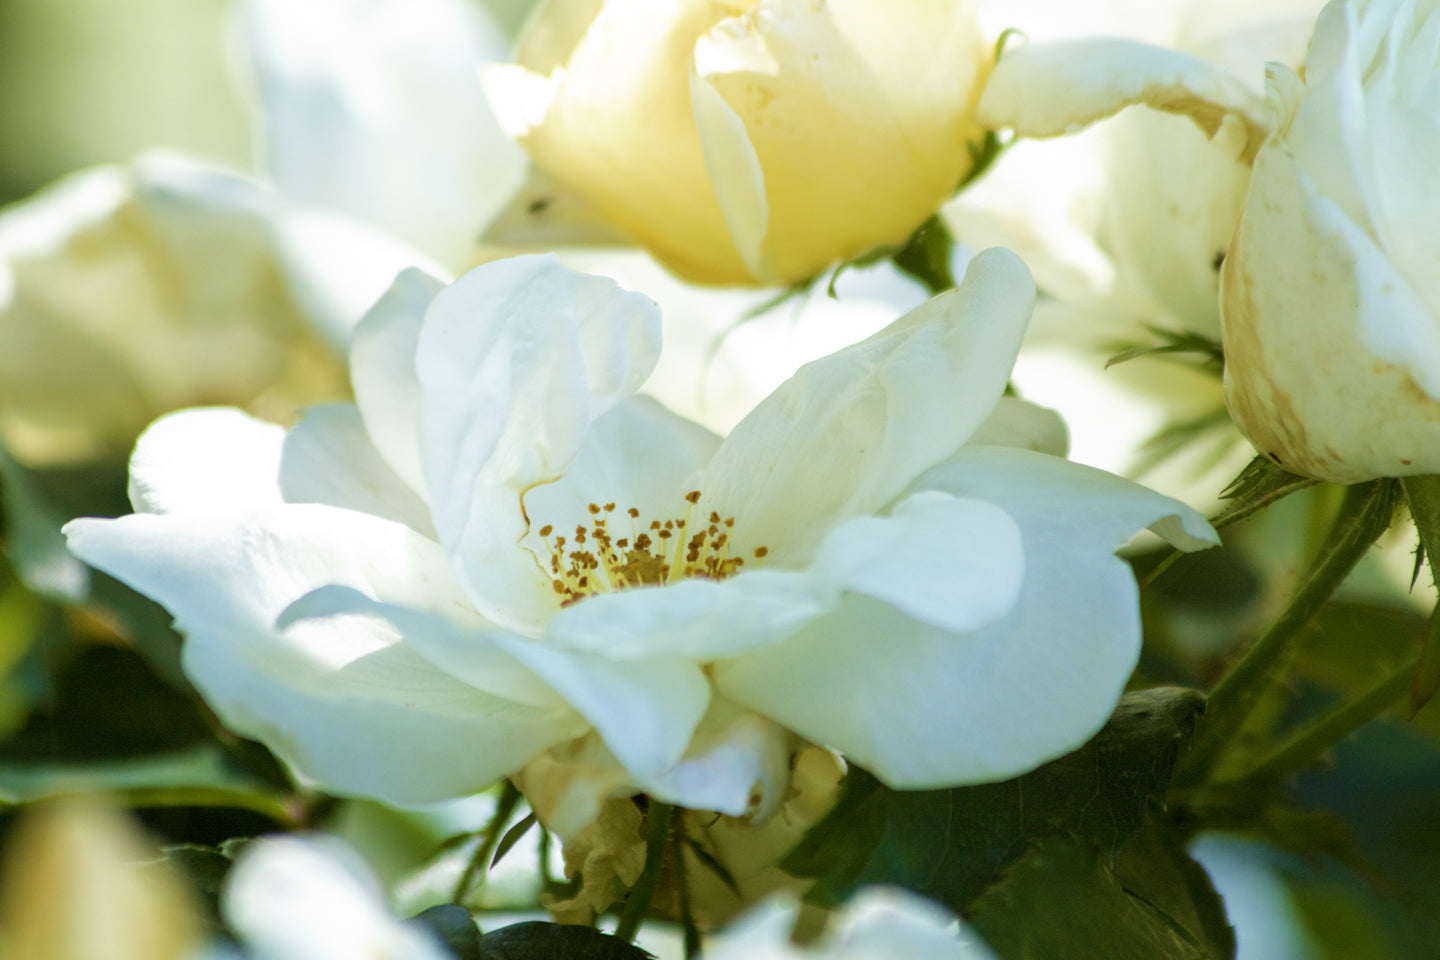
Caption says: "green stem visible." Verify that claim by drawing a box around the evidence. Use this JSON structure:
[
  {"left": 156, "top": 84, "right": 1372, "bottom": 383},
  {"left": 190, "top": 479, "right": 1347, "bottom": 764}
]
[
  {"left": 1401, "top": 476, "right": 1440, "bottom": 713},
  {"left": 614, "top": 800, "right": 674, "bottom": 943},
  {"left": 451, "top": 780, "right": 522, "bottom": 904},
  {"left": 1176, "top": 480, "right": 1399, "bottom": 788},
  {"left": 1238, "top": 657, "right": 1416, "bottom": 785},
  {"left": 672, "top": 815, "right": 702, "bottom": 960}
]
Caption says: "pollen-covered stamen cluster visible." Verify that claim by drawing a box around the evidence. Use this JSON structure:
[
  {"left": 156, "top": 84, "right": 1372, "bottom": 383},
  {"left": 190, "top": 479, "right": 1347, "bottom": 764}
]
[{"left": 538, "top": 490, "right": 770, "bottom": 607}]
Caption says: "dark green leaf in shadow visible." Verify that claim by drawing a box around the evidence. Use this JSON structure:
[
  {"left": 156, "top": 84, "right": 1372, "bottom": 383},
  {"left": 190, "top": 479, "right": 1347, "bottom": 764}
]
[
  {"left": 474, "top": 921, "right": 655, "bottom": 960},
  {"left": 0, "top": 646, "right": 291, "bottom": 817},
  {"left": 967, "top": 837, "right": 1221, "bottom": 960},
  {"left": 785, "top": 688, "right": 1206, "bottom": 910},
  {"left": 412, "top": 904, "right": 484, "bottom": 960}
]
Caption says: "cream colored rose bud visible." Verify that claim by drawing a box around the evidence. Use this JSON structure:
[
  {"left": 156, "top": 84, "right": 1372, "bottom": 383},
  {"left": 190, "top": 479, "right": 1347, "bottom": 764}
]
[
  {"left": 486, "top": 0, "right": 992, "bottom": 286},
  {"left": 1221, "top": 0, "right": 1440, "bottom": 483},
  {"left": 0, "top": 153, "right": 348, "bottom": 466}
]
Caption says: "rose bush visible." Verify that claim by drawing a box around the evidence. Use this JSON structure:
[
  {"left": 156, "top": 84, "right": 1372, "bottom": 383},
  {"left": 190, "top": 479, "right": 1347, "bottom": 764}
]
[
  {"left": 65, "top": 252, "right": 1214, "bottom": 839},
  {"left": 486, "top": 0, "right": 993, "bottom": 285}
]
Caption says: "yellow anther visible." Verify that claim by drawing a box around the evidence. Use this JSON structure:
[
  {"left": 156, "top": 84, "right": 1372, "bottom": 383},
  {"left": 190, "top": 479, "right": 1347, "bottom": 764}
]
[{"left": 535, "top": 488, "right": 768, "bottom": 607}]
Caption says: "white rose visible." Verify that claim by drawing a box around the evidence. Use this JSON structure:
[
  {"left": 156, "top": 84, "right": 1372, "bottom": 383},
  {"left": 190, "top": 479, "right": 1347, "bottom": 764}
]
[
  {"left": 1221, "top": 0, "right": 1440, "bottom": 482},
  {"left": 956, "top": 0, "right": 1322, "bottom": 493},
  {"left": 65, "top": 253, "right": 1214, "bottom": 824},
  {"left": 0, "top": 154, "right": 347, "bottom": 465},
  {"left": 706, "top": 887, "right": 997, "bottom": 960},
  {"left": 485, "top": 0, "right": 993, "bottom": 286}
]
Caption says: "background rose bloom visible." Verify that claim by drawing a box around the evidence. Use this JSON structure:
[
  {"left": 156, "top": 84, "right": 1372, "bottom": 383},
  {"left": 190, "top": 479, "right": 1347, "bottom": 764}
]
[
  {"left": 0, "top": 153, "right": 347, "bottom": 466},
  {"left": 1221, "top": 0, "right": 1440, "bottom": 482},
  {"left": 486, "top": 0, "right": 993, "bottom": 285}
]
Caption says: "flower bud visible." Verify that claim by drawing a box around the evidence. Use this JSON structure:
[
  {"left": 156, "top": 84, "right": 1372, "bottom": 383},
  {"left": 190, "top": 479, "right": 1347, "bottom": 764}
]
[
  {"left": 1221, "top": 0, "right": 1440, "bottom": 482},
  {"left": 487, "top": 0, "right": 992, "bottom": 285}
]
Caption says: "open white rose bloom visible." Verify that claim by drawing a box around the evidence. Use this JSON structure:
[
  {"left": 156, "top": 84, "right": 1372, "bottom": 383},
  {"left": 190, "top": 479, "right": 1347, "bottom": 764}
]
[
  {"left": 1221, "top": 0, "right": 1440, "bottom": 482},
  {"left": 486, "top": 0, "right": 992, "bottom": 285},
  {"left": 64, "top": 251, "right": 1214, "bottom": 833}
]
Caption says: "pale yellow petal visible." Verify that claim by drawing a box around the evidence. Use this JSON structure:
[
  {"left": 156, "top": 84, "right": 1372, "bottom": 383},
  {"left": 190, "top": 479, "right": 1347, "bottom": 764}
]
[{"left": 697, "top": 0, "right": 990, "bottom": 281}]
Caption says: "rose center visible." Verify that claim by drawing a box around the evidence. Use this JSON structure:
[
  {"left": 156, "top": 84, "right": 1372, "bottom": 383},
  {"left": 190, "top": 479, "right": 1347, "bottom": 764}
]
[{"left": 537, "top": 490, "right": 769, "bottom": 607}]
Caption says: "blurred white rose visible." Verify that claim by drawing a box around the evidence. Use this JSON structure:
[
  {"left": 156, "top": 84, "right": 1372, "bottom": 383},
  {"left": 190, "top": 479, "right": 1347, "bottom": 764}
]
[
  {"left": 1221, "top": 0, "right": 1440, "bottom": 482},
  {"left": 221, "top": 835, "right": 451, "bottom": 960},
  {"left": 706, "top": 887, "right": 997, "bottom": 960},
  {"left": 236, "top": 0, "right": 526, "bottom": 272},
  {"left": 0, "top": 153, "right": 348, "bottom": 466},
  {"left": 486, "top": 0, "right": 993, "bottom": 285}
]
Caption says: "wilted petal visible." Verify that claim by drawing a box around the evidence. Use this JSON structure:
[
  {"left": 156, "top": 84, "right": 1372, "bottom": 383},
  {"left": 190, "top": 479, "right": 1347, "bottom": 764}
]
[
  {"left": 979, "top": 38, "right": 1272, "bottom": 161},
  {"left": 350, "top": 266, "right": 445, "bottom": 497},
  {"left": 417, "top": 255, "right": 661, "bottom": 632},
  {"left": 699, "top": 248, "right": 1034, "bottom": 565},
  {"left": 127, "top": 408, "right": 284, "bottom": 514}
]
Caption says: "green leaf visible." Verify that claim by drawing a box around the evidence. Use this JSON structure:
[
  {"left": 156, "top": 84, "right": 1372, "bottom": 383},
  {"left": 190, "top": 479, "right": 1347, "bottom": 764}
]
[
  {"left": 1112, "top": 824, "right": 1236, "bottom": 960},
  {"left": 0, "top": 450, "right": 131, "bottom": 602},
  {"left": 0, "top": 646, "right": 292, "bottom": 818},
  {"left": 1104, "top": 324, "right": 1223, "bottom": 373},
  {"left": 411, "top": 904, "right": 484, "bottom": 960},
  {"left": 491, "top": 812, "right": 537, "bottom": 868},
  {"left": 891, "top": 214, "right": 956, "bottom": 294},
  {"left": 967, "top": 837, "right": 1228, "bottom": 960},
  {"left": 784, "top": 688, "right": 1206, "bottom": 910},
  {"left": 1212, "top": 456, "right": 1318, "bottom": 531},
  {"left": 473, "top": 921, "right": 655, "bottom": 960}
]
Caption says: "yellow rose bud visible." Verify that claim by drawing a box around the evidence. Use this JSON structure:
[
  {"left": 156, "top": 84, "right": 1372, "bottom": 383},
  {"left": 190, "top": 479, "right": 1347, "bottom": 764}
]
[
  {"left": 1221, "top": 0, "right": 1440, "bottom": 482},
  {"left": 487, "top": 0, "right": 992, "bottom": 285}
]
